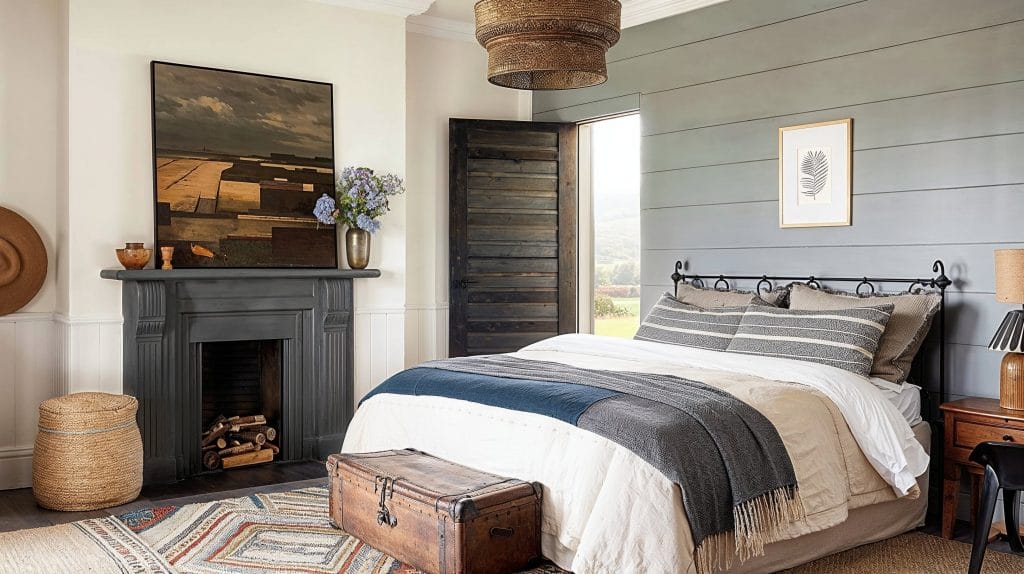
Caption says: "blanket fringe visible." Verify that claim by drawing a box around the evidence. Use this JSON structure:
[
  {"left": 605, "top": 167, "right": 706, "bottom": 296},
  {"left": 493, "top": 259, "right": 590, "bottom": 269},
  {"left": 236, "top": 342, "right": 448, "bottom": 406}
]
[{"left": 694, "top": 486, "right": 805, "bottom": 574}]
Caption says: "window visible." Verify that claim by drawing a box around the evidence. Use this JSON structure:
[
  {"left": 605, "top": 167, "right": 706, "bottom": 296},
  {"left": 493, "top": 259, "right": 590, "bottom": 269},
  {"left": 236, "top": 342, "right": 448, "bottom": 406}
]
[{"left": 578, "top": 114, "right": 641, "bottom": 338}]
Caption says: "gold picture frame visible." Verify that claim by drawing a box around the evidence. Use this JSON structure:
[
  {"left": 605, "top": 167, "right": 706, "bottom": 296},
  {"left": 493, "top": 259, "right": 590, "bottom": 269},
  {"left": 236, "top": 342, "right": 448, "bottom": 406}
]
[{"left": 778, "top": 118, "right": 852, "bottom": 228}]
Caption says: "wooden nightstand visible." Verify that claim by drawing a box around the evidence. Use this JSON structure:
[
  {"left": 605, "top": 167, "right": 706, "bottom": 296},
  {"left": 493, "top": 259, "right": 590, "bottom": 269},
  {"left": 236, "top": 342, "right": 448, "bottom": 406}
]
[{"left": 940, "top": 397, "right": 1024, "bottom": 539}]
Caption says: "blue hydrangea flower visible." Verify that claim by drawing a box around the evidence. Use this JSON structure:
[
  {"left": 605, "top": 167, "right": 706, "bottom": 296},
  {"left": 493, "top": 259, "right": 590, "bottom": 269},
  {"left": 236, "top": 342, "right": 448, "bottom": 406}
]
[
  {"left": 356, "top": 214, "right": 381, "bottom": 233},
  {"left": 313, "top": 194, "right": 337, "bottom": 225},
  {"left": 321, "top": 166, "right": 404, "bottom": 232}
]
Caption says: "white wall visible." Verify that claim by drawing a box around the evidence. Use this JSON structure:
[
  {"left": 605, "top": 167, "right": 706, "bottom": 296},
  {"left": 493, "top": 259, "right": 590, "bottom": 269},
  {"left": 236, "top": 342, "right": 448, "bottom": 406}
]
[
  {"left": 0, "top": 0, "right": 61, "bottom": 490},
  {"left": 403, "top": 32, "right": 528, "bottom": 365},
  {"left": 0, "top": 1, "right": 526, "bottom": 489},
  {"left": 1, "top": 0, "right": 60, "bottom": 314},
  {"left": 59, "top": 0, "right": 409, "bottom": 404}
]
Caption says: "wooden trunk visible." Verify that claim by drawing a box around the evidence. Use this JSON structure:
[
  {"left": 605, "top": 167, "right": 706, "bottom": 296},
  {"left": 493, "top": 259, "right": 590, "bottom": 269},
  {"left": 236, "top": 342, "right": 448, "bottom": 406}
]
[{"left": 327, "top": 449, "right": 542, "bottom": 574}]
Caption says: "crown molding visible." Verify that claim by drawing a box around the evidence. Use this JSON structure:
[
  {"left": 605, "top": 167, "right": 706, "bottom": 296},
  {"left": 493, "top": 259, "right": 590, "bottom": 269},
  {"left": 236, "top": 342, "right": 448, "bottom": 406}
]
[
  {"left": 407, "top": 14, "right": 476, "bottom": 43},
  {"left": 311, "top": 0, "right": 435, "bottom": 18},
  {"left": 621, "top": 0, "right": 728, "bottom": 28},
  {"left": 403, "top": 0, "right": 726, "bottom": 42}
]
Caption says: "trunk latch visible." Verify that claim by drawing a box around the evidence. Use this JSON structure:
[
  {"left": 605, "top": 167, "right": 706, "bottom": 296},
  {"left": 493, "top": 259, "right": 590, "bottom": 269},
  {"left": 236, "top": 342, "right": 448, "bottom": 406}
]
[{"left": 375, "top": 475, "right": 400, "bottom": 527}]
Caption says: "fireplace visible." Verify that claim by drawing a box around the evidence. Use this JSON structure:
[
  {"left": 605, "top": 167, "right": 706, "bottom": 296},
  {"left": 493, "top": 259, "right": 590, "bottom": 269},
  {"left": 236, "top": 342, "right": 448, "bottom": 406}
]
[
  {"left": 102, "top": 268, "right": 379, "bottom": 484},
  {"left": 202, "top": 340, "right": 282, "bottom": 432},
  {"left": 200, "top": 340, "right": 283, "bottom": 469}
]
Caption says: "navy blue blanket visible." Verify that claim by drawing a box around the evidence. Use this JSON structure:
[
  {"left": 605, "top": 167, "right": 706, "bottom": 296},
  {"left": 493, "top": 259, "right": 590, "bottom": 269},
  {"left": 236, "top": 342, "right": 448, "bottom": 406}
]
[{"left": 362, "top": 366, "right": 618, "bottom": 424}]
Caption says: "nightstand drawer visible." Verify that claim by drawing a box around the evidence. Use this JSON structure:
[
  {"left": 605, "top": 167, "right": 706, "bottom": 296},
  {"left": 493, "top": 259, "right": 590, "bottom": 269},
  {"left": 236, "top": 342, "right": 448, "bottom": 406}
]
[{"left": 954, "top": 420, "right": 1024, "bottom": 448}]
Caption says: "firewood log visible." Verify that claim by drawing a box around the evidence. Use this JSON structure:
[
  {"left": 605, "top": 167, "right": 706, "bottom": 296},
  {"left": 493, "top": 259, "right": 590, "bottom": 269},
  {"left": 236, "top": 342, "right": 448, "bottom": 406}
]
[
  {"left": 218, "top": 442, "right": 256, "bottom": 457},
  {"left": 221, "top": 448, "right": 273, "bottom": 469},
  {"left": 202, "top": 450, "right": 222, "bottom": 470},
  {"left": 201, "top": 423, "right": 228, "bottom": 447},
  {"left": 227, "top": 415, "right": 266, "bottom": 425},
  {"left": 257, "top": 426, "right": 277, "bottom": 442},
  {"left": 231, "top": 431, "right": 266, "bottom": 446}
]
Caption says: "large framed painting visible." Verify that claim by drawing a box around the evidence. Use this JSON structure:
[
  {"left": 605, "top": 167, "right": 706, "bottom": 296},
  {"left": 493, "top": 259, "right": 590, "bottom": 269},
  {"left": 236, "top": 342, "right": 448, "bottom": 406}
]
[
  {"left": 151, "top": 61, "right": 336, "bottom": 268},
  {"left": 778, "top": 118, "right": 852, "bottom": 228}
]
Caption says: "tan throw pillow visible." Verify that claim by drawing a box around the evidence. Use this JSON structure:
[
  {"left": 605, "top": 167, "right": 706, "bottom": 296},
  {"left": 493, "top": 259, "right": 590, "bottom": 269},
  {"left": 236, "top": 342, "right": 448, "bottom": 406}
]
[
  {"left": 788, "top": 283, "right": 942, "bottom": 384},
  {"left": 675, "top": 282, "right": 786, "bottom": 308}
]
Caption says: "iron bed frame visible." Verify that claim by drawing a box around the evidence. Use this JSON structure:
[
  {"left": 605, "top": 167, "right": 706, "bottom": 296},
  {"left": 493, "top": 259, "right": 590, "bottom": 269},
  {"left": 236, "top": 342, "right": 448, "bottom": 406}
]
[{"left": 669, "top": 259, "right": 954, "bottom": 418}]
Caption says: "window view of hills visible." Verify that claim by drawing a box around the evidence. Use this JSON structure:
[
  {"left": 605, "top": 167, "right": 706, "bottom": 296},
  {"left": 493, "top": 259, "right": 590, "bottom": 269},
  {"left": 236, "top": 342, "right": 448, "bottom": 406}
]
[{"left": 591, "top": 115, "right": 641, "bottom": 338}]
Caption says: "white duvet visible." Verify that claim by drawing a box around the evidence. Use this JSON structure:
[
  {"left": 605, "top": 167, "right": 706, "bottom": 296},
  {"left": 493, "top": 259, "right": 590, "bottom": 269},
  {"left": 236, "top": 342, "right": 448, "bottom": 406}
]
[{"left": 342, "top": 334, "right": 930, "bottom": 574}]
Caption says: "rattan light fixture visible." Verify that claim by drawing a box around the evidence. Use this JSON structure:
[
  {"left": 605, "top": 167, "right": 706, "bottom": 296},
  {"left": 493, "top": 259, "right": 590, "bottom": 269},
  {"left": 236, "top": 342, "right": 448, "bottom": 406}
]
[{"left": 475, "top": 0, "right": 622, "bottom": 90}]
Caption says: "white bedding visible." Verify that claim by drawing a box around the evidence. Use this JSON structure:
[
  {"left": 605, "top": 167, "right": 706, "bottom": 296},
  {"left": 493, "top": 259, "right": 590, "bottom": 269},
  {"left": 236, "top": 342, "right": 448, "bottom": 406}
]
[
  {"left": 343, "top": 334, "right": 930, "bottom": 574},
  {"left": 877, "top": 381, "right": 922, "bottom": 426}
]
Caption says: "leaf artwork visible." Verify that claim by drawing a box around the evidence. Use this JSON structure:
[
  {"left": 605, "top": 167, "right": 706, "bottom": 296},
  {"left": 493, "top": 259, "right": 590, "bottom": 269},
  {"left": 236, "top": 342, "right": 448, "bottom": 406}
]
[{"left": 799, "top": 150, "right": 829, "bottom": 199}]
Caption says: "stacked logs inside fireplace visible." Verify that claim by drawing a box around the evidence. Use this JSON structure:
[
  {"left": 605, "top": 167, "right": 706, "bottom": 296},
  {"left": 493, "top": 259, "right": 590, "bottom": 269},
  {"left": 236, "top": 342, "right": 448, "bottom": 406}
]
[{"left": 201, "top": 414, "right": 279, "bottom": 470}]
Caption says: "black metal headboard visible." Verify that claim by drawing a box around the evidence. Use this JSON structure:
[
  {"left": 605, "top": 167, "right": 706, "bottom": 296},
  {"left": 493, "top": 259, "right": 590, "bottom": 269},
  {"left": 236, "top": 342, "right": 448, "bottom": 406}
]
[{"left": 670, "top": 260, "right": 953, "bottom": 418}]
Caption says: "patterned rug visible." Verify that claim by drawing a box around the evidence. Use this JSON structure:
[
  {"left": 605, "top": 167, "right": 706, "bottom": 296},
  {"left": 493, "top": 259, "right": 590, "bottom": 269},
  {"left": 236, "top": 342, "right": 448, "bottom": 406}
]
[
  {"left": 2, "top": 486, "right": 1023, "bottom": 573},
  {"left": 118, "top": 487, "right": 562, "bottom": 574}
]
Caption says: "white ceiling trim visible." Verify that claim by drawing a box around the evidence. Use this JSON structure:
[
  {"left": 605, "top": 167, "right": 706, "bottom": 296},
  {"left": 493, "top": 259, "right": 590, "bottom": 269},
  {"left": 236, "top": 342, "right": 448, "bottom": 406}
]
[
  {"left": 407, "top": 14, "right": 477, "bottom": 43},
  {"left": 404, "top": 0, "right": 726, "bottom": 43},
  {"left": 311, "top": 0, "right": 435, "bottom": 17},
  {"left": 621, "top": 0, "right": 728, "bottom": 28}
]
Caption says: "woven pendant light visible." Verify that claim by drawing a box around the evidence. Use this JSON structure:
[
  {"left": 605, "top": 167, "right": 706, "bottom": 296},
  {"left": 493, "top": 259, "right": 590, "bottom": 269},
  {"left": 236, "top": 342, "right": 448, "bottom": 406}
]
[{"left": 475, "top": 0, "right": 622, "bottom": 90}]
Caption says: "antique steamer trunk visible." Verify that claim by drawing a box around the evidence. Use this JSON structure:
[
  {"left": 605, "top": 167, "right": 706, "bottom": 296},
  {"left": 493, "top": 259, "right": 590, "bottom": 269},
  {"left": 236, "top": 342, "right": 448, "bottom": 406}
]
[{"left": 327, "top": 449, "right": 542, "bottom": 574}]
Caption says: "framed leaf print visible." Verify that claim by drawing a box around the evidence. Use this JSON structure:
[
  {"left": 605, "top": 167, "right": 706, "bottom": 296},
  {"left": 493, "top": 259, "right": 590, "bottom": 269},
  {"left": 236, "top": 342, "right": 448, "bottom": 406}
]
[{"left": 778, "top": 119, "right": 852, "bottom": 228}]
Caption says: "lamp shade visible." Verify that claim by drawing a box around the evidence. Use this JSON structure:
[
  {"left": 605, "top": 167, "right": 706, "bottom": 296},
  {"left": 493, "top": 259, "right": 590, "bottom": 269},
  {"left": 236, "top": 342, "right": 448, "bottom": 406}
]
[
  {"left": 990, "top": 310, "right": 1024, "bottom": 353},
  {"left": 475, "top": 0, "right": 621, "bottom": 90},
  {"left": 995, "top": 249, "right": 1024, "bottom": 304}
]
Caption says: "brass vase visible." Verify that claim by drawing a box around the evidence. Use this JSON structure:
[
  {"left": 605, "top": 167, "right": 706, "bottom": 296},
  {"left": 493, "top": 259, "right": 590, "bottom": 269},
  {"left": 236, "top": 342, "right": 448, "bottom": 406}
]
[{"left": 345, "top": 228, "right": 371, "bottom": 270}]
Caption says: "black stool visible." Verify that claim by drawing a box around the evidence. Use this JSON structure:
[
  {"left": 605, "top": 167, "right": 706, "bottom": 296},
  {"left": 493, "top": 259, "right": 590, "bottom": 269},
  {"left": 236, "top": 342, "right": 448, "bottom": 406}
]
[{"left": 967, "top": 441, "right": 1024, "bottom": 574}]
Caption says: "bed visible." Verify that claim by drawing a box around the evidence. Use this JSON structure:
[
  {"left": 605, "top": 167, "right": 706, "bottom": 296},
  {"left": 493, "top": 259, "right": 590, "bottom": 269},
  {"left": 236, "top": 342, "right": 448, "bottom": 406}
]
[{"left": 342, "top": 261, "right": 953, "bottom": 574}]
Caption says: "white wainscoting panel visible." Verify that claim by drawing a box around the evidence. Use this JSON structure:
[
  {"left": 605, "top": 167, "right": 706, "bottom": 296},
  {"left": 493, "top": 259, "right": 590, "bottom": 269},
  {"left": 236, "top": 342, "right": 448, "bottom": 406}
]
[
  {"left": 353, "top": 307, "right": 407, "bottom": 406},
  {"left": 55, "top": 315, "right": 124, "bottom": 396},
  {"left": 0, "top": 313, "right": 57, "bottom": 489},
  {"left": 406, "top": 304, "right": 449, "bottom": 366}
]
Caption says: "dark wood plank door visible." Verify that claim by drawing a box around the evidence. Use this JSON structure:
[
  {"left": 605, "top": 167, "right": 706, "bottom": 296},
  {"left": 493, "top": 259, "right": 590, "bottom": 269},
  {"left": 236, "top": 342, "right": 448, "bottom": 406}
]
[{"left": 449, "top": 119, "right": 577, "bottom": 357}]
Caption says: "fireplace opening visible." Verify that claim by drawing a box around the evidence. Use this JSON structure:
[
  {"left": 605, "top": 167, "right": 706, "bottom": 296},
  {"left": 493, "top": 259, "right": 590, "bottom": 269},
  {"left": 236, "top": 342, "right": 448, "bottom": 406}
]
[{"left": 200, "top": 340, "right": 283, "bottom": 471}]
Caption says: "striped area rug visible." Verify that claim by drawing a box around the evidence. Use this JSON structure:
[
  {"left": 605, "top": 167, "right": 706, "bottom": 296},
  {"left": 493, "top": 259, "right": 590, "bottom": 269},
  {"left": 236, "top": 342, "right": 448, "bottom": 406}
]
[
  {"left": 3, "top": 486, "right": 1022, "bottom": 573},
  {"left": 118, "top": 486, "right": 563, "bottom": 574}
]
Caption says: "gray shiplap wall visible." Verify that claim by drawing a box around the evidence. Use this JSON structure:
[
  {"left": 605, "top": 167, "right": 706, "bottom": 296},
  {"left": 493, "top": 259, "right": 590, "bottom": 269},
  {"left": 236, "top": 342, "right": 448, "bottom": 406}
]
[{"left": 534, "top": 0, "right": 1024, "bottom": 405}]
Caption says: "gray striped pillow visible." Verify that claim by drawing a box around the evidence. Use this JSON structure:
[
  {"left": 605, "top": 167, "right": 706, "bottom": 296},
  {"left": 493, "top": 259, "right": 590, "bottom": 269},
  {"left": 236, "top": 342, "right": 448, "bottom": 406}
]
[
  {"left": 725, "top": 303, "right": 895, "bottom": 377},
  {"left": 634, "top": 294, "right": 746, "bottom": 351}
]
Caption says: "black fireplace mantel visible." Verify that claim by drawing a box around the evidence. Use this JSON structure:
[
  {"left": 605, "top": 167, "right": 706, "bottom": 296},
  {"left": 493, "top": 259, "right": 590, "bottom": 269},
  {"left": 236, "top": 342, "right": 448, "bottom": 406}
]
[{"left": 102, "top": 267, "right": 379, "bottom": 484}]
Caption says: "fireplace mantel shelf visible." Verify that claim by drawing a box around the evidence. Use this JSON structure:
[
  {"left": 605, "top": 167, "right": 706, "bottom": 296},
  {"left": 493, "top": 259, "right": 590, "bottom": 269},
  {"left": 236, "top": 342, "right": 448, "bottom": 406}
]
[{"left": 101, "top": 268, "right": 381, "bottom": 281}]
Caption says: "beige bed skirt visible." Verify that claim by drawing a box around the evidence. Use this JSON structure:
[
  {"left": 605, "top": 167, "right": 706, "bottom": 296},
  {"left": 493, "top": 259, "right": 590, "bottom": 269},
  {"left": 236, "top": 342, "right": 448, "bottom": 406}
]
[{"left": 730, "top": 421, "right": 932, "bottom": 573}]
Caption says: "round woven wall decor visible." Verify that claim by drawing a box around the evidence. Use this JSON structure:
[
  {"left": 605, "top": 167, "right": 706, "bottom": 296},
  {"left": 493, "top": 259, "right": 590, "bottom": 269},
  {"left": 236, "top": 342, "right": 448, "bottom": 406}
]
[{"left": 475, "top": 0, "right": 622, "bottom": 90}]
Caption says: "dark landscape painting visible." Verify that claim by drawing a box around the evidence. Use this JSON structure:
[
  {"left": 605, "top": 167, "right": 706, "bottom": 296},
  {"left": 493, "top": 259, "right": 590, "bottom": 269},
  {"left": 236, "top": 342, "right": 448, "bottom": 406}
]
[{"left": 151, "top": 61, "right": 336, "bottom": 268}]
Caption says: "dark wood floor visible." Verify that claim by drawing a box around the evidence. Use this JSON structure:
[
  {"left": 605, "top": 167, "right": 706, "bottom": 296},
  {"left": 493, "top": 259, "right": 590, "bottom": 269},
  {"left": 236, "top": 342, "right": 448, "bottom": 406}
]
[{"left": 0, "top": 460, "right": 327, "bottom": 533}]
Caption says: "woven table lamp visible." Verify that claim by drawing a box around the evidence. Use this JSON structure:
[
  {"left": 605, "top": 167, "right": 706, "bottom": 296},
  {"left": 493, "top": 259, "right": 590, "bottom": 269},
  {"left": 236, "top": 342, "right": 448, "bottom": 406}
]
[{"left": 990, "top": 249, "right": 1024, "bottom": 410}]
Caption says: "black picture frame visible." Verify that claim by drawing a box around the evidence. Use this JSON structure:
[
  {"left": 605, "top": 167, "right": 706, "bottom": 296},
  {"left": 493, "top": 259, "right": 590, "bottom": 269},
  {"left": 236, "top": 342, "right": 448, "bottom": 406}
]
[{"left": 150, "top": 61, "right": 337, "bottom": 269}]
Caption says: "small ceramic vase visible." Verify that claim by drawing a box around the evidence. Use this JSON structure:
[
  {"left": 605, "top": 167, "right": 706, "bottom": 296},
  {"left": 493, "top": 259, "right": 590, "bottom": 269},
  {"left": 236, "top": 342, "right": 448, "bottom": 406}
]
[
  {"left": 116, "top": 242, "right": 152, "bottom": 270},
  {"left": 160, "top": 246, "right": 175, "bottom": 270}
]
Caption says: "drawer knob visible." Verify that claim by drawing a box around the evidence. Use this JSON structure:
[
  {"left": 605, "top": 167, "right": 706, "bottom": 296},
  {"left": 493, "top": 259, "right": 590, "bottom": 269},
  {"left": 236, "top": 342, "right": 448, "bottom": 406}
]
[{"left": 1003, "top": 435, "right": 1015, "bottom": 442}]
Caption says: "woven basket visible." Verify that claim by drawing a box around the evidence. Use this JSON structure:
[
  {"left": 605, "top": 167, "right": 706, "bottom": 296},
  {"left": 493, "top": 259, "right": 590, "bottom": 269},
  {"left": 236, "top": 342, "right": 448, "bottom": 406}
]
[{"left": 32, "top": 392, "right": 143, "bottom": 511}]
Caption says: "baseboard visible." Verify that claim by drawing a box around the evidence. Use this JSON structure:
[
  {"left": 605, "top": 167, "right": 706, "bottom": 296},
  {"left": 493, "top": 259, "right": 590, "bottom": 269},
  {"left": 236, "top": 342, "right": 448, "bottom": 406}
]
[{"left": 0, "top": 447, "right": 34, "bottom": 490}]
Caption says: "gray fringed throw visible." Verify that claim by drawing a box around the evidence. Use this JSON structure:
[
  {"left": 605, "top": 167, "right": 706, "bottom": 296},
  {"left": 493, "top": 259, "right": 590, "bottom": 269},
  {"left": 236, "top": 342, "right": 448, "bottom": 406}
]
[{"left": 423, "top": 356, "right": 805, "bottom": 574}]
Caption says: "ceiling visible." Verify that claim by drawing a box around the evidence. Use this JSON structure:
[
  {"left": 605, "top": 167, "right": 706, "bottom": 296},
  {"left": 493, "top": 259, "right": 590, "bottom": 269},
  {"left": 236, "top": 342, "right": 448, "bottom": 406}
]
[
  {"left": 424, "top": 0, "right": 728, "bottom": 27},
  {"left": 423, "top": 0, "right": 472, "bottom": 21}
]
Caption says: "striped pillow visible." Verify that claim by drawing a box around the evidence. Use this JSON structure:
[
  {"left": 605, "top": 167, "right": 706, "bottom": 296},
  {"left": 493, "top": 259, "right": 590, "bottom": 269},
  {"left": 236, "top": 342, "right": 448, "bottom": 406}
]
[
  {"left": 634, "top": 293, "right": 746, "bottom": 351},
  {"left": 725, "top": 303, "right": 895, "bottom": 377}
]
